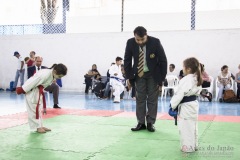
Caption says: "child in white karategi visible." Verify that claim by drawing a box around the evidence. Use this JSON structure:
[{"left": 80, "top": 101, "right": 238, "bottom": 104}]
[
  {"left": 109, "top": 57, "right": 125, "bottom": 103},
  {"left": 16, "top": 64, "right": 67, "bottom": 133},
  {"left": 170, "top": 57, "right": 202, "bottom": 153}
]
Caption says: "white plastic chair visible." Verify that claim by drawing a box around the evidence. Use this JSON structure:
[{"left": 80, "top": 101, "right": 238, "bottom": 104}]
[
  {"left": 234, "top": 81, "right": 238, "bottom": 95},
  {"left": 161, "top": 75, "right": 179, "bottom": 100},
  {"left": 215, "top": 78, "right": 234, "bottom": 101},
  {"left": 199, "top": 76, "right": 214, "bottom": 101}
]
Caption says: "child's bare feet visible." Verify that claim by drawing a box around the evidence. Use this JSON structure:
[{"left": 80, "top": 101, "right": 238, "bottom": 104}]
[
  {"left": 42, "top": 127, "right": 51, "bottom": 131},
  {"left": 37, "top": 128, "right": 46, "bottom": 133}
]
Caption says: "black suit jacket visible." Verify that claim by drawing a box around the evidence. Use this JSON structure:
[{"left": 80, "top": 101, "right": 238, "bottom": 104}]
[
  {"left": 27, "top": 66, "right": 47, "bottom": 79},
  {"left": 124, "top": 36, "right": 167, "bottom": 85}
]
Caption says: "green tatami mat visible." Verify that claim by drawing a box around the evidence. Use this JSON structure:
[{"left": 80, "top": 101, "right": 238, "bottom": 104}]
[{"left": 0, "top": 115, "right": 239, "bottom": 160}]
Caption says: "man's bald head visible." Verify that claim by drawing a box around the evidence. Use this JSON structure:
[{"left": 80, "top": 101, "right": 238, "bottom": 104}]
[{"left": 35, "top": 56, "right": 43, "bottom": 67}]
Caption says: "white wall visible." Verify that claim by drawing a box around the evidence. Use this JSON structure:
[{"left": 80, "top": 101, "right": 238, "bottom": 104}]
[
  {"left": 0, "top": 29, "right": 240, "bottom": 91},
  {"left": 196, "top": 10, "right": 240, "bottom": 30}
]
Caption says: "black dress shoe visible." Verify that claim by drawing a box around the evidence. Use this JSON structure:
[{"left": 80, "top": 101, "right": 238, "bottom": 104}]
[
  {"left": 131, "top": 123, "right": 146, "bottom": 131},
  {"left": 53, "top": 104, "right": 61, "bottom": 109},
  {"left": 147, "top": 123, "right": 155, "bottom": 132}
]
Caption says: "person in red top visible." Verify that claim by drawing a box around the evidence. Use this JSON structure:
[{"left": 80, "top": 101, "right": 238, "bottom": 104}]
[{"left": 24, "top": 57, "right": 35, "bottom": 67}]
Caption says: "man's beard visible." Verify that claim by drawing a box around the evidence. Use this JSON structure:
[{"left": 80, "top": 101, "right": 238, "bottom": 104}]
[
  {"left": 138, "top": 42, "right": 146, "bottom": 47},
  {"left": 138, "top": 40, "right": 147, "bottom": 47}
]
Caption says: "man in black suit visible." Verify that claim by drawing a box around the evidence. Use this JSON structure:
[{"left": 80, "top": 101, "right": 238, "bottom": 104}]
[
  {"left": 28, "top": 56, "right": 61, "bottom": 109},
  {"left": 124, "top": 26, "right": 167, "bottom": 132}
]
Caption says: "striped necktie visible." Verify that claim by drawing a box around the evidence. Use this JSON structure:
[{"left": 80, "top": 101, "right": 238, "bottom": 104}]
[{"left": 137, "top": 47, "right": 144, "bottom": 77}]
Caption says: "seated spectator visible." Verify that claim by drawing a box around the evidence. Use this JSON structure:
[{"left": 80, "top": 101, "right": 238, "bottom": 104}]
[
  {"left": 109, "top": 57, "right": 125, "bottom": 103},
  {"left": 164, "top": 64, "right": 178, "bottom": 84},
  {"left": 28, "top": 56, "right": 61, "bottom": 109},
  {"left": 199, "top": 63, "right": 212, "bottom": 101},
  {"left": 236, "top": 64, "right": 240, "bottom": 99},
  {"left": 84, "top": 64, "right": 101, "bottom": 94},
  {"left": 217, "top": 65, "right": 232, "bottom": 102}
]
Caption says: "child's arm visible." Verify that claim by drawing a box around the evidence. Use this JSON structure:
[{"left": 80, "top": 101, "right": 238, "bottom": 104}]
[
  {"left": 22, "top": 74, "right": 44, "bottom": 93},
  {"left": 170, "top": 79, "right": 189, "bottom": 110}
]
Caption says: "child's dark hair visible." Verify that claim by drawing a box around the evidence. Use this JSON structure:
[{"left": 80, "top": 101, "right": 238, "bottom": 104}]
[
  {"left": 116, "top": 56, "right": 123, "bottom": 62},
  {"left": 49, "top": 63, "right": 67, "bottom": 75},
  {"left": 221, "top": 65, "right": 228, "bottom": 71},
  {"left": 134, "top": 26, "right": 147, "bottom": 37},
  {"left": 183, "top": 57, "right": 203, "bottom": 86}
]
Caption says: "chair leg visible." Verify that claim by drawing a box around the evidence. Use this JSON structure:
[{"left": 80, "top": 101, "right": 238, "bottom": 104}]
[
  {"left": 110, "top": 87, "right": 113, "bottom": 99},
  {"left": 47, "top": 92, "right": 50, "bottom": 107},
  {"left": 164, "top": 89, "right": 167, "bottom": 99},
  {"left": 161, "top": 89, "right": 164, "bottom": 100}
]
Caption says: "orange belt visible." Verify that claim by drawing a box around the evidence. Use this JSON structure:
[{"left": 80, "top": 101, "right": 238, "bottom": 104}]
[{"left": 36, "top": 85, "right": 47, "bottom": 119}]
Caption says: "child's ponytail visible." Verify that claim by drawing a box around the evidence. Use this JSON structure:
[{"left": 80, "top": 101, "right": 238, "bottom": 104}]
[
  {"left": 196, "top": 64, "right": 203, "bottom": 86},
  {"left": 49, "top": 64, "right": 57, "bottom": 69}
]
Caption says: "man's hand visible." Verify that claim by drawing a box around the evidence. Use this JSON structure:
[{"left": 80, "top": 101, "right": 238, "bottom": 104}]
[
  {"left": 127, "top": 79, "right": 132, "bottom": 90},
  {"left": 158, "top": 82, "right": 164, "bottom": 92},
  {"left": 16, "top": 87, "right": 26, "bottom": 94},
  {"left": 158, "top": 85, "right": 162, "bottom": 92}
]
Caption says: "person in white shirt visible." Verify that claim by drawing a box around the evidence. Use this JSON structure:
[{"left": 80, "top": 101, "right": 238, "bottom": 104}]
[
  {"left": 13, "top": 51, "right": 25, "bottom": 91},
  {"left": 109, "top": 57, "right": 125, "bottom": 103}
]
